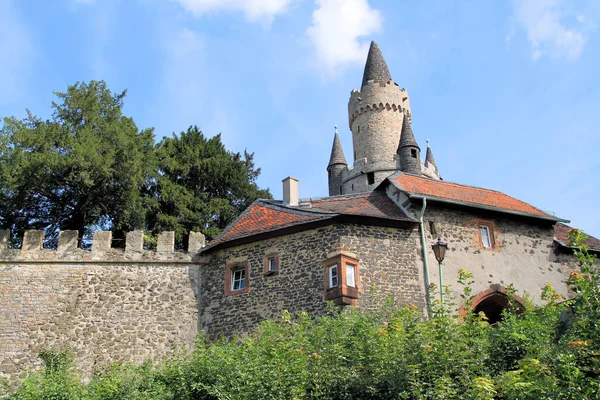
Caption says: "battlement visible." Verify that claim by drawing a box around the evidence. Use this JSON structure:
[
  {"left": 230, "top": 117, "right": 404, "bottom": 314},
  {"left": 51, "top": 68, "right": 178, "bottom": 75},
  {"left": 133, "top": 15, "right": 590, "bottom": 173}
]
[
  {"left": 0, "top": 229, "right": 209, "bottom": 263},
  {"left": 348, "top": 80, "right": 410, "bottom": 129}
]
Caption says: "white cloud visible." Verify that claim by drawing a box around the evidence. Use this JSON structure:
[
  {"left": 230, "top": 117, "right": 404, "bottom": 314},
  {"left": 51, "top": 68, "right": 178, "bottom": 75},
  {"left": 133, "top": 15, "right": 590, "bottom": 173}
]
[
  {"left": 172, "top": 0, "right": 295, "bottom": 24},
  {"left": 0, "top": 0, "right": 34, "bottom": 106},
  {"left": 510, "top": 0, "right": 586, "bottom": 60},
  {"left": 305, "top": 0, "right": 382, "bottom": 72}
]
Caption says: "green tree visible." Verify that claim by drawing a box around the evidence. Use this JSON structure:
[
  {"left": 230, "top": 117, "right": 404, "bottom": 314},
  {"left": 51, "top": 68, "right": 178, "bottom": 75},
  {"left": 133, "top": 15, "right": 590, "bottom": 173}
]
[
  {"left": 147, "top": 126, "right": 271, "bottom": 246},
  {"left": 0, "top": 81, "right": 156, "bottom": 245}
]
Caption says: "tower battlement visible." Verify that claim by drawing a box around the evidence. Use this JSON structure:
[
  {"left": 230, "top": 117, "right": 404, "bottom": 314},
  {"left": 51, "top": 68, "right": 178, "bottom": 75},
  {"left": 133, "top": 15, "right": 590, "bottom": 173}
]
[
  {"left": 348, "top": 80, "right": 410, "bottom": 129},
  {"left": 0, "top": 229, "right": 208, "bottom": 263}
]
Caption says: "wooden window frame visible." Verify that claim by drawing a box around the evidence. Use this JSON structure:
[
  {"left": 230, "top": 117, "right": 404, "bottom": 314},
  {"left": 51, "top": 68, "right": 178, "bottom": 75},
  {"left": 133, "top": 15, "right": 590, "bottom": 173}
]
[
  {"left": 224, "top": 261, "right": 250, "bottom": 296},
  {"left": 323, "top": 251, "right": 360, "bottom": 306},
  {"left": 478, "top": 220, "right": 496, "bottom": 250},
  {"left": 263, "top": 253, "right": 280, "bottom": 276}
]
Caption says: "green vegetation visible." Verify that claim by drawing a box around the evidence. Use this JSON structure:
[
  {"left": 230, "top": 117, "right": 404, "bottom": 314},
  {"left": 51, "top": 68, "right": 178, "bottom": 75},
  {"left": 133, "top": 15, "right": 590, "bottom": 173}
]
[
  {"left": 147, "top": 126, "right": 270, "bottom": 246},
  {"left": 1, "top": 230, "right": 598, "bottom": 399},
  {"left": 0, "top": 81, "right": 271, "bottom": 246}
]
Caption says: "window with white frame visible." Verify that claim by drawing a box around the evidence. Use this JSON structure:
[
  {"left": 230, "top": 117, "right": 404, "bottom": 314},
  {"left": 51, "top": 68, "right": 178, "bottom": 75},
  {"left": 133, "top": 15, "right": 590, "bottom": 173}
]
[
  {"left": 346, "top": 264, "right": 356, "bottom": 288},
  {"left": 231, "top": 268, "right": 246, "bottom": 291},
  {"left": 480, "top": 225, "right": 492, "bottom": 248},
  {"left": 329, "top": 264, "right": 339, "bottom": 288}
]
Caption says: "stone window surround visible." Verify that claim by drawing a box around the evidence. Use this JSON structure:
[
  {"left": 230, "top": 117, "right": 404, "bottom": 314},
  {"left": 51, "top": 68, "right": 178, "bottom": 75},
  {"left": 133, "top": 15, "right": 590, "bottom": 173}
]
[
  {"left": 323, "top": 248, "right": 361, "bottom": 306},
  {"left": 478, "top": 220, "right": 496, "bottom": 250},
  {"left": 263, "top": 251, "right": 280, "bottom": 276},
  {"left": 224, "top": 260, "right": 250, "bottom": 296}
]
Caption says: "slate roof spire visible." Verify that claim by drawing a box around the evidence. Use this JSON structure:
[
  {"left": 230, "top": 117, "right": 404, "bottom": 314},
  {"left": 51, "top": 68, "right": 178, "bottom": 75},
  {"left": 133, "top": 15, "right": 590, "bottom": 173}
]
[
  {"left": 328, "top": 126, "right": 347, "bottom": 167},
  {"left": 424, "top": 140, "right": 437, "bottom": 171},
  {"left": 397, "top": 113, "right": 419, "bottom": 153},
  {"left": 397, "top": 112, "right": 422, "bottom": 175},
  {"left": 361, "top": 41, "right": 392, "bottom": 89}
]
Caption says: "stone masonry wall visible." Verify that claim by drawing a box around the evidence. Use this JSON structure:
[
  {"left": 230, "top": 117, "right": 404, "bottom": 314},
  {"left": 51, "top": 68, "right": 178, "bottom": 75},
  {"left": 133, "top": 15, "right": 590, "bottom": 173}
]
[
  {"left": 0, "top": 230, "right": 205, "bottom": 387},
  {"left": 417, "top": 205, "right": 576, "bottom": 305},
  {"left": 200, "top": 223, "right": 424, "bottom": 338}
]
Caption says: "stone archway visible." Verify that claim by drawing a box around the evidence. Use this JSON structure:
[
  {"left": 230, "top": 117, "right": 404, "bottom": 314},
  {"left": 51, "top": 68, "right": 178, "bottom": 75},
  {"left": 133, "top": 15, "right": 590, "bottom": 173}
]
[{"left": 470, "top": 284, "right": 525, "bottom": 324}]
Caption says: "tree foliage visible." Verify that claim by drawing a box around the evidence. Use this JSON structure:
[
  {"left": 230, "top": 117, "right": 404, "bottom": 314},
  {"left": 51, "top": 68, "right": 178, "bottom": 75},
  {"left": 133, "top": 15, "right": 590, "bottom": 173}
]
[
  {"left": 0, "top": 81, "right": 156, "bottom": 244},
  {"left": 3, "top": 231, "right": 599, "bottom": 399},
  {"left": 146, "top": 126, "right": 271, "bottom": 245},
  {"left": 0, "top": 81, "right": 271, "bottom": 247}
]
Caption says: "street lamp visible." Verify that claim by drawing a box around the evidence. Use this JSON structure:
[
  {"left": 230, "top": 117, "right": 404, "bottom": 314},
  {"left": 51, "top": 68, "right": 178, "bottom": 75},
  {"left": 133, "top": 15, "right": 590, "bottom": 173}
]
[{"left": 431, "top": 237, "right": 448, "bottom": 305}]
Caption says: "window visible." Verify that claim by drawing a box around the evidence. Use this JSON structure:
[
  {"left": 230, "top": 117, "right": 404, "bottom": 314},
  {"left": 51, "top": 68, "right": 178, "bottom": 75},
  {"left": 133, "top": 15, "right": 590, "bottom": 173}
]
[
  {"left": 346, "top": 264, "right": 356, "bottom": 287},
  {"left": 357, "top": 126, "right": 361, "bottom": 134},
  {"left": 339, "top": 186, "right": 343, "bottom": 195},
  {"left": 329, "top": 264, "right": 339, "bottom": 288},
  {"left": 224, "top": 261, "right": 250, "bottom": 296},
  {"left": 367, "top": 172, "right": 375, "bottom": 185},
  {"left": 232, "top": 268, "right": 245, "bottom": 290},
  {"left": 323, "top": 248, "right": 360, "bottom": 305},
  {"left": 478, "top": 221, "right": 495, "bottom": 249},
  {"left": 411, "top": 149, "right": 417, "bottom": 158},
  {"left": 263, "top": 253, "right": 279, "bottom": 275}
]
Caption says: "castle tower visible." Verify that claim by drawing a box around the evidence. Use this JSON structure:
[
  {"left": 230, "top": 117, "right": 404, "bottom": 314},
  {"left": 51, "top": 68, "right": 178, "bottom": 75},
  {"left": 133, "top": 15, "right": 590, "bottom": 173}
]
[
  {"left": 327, "top": 127, "right": 348, "bottom": 196},
  {"left": 345, "top": 41, "right": 412, "bottom": 193},
  {"left": 397, "top": 112, "right": 421, "bottom": 175}
]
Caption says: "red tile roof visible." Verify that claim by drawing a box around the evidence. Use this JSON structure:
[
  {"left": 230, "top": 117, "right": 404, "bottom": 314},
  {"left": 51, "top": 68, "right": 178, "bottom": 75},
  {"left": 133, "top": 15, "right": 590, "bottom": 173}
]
[
  {"left": 203, "top": 192, "right": 413, "bottom": 251},
  {"left": 393, "top": 173, "right": 554, "bottom": 218},
  {"left": 310, "top": 191, "right": 408, "bottom": 221},
  {"left": 554, "top": 223, "right": 600, "bottom": 251},
  {"left": 206, "top": 203, "right": 331, "bottom": 249}
]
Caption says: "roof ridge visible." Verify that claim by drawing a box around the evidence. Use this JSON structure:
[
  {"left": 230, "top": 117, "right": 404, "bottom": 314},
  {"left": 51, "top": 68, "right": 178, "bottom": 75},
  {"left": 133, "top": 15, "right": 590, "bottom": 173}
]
[
  {"left": 310, "top": 191, "right": 383, "bottom": 201},
  {"left": 261, "top": 200, "right": 339, "bottom": 216}
]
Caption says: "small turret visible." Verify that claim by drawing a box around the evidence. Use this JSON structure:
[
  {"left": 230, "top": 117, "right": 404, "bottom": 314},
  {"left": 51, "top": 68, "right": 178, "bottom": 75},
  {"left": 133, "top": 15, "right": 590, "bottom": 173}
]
[
  {"left": 327, "top": 127, "right": 348, "bottom": 196},
  {"left": 397, "top": 113, "right": 421, "bottom": 175},
  {"left": 424, "top": 141, "right": 438, "bottom": 173},
  {"left": 421, "top": 140, "right": 442, "bottom": 180}
]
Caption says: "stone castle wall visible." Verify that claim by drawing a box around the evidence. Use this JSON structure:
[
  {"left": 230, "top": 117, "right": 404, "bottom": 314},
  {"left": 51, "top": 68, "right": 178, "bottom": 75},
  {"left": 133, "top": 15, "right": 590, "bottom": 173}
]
[
  {"left": 0, "top": 229, "right": 206, "bottom": 386},
  {"left": 417, "top": 205, "right": 576, "bottom": 304},
  {"left": 200, "top": 223, "right": 425, "bottom": 338}
]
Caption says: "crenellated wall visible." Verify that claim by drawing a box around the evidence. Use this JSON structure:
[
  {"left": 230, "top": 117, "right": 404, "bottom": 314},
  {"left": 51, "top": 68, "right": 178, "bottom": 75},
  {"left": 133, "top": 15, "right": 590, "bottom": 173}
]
[{"left": 0, "top": 229, "right": 208, "bottom": 386}]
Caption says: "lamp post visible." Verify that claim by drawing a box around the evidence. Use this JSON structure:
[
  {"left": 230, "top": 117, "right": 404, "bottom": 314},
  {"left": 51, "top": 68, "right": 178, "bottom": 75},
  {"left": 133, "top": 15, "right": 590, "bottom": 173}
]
[{"left": 431, "top": 237, "right": 448, "bottom": 305}]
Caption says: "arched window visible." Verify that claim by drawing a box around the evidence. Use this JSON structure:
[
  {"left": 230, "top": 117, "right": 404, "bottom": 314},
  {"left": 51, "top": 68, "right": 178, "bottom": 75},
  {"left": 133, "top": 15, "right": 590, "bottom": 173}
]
[{"left": 469, "top": 284, "right": 525, "bottom": 325}]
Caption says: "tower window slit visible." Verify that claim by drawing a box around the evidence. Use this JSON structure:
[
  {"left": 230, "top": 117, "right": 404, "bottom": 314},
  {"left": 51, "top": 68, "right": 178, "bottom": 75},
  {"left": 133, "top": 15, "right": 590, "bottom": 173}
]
[
  {"left": 367, "top": 172, "right": 375, "bottom": 185},
  {"left": 411, "top": 149, "right": 417, "bottom": 158}
]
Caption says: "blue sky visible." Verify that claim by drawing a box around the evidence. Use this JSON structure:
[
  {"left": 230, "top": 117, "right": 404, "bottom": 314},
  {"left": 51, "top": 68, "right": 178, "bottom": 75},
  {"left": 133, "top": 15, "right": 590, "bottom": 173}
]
[{"left": 1, "top": 0, "right": 599, "bottom": 237}]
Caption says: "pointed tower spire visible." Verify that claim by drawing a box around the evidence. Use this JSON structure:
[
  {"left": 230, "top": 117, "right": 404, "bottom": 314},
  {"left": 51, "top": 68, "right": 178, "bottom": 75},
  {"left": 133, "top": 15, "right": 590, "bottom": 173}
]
[
  {"left": 397, "top": 114, "right": 419, "bottom": 153},
  {"left": 328, "top": 126, "right": 347, "bottom": 167},
  {"left": 397, "top": 112, "right": 422, "bottom": 175},
  {"left": 424, "top": 140, "right": 437, "bottom": 171},
  {"left": 327, "top": 126, "right": 347, "bottom": 196},
  {"left": 361, "top": 41, "right": 392, "bottom": 89}
]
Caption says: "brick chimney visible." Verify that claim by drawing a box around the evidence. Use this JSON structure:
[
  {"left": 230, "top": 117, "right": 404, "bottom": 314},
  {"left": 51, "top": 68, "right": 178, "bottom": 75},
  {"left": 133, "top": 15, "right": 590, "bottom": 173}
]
[{"left": 282, "top": 176, "right": 299, "bottom": 206}]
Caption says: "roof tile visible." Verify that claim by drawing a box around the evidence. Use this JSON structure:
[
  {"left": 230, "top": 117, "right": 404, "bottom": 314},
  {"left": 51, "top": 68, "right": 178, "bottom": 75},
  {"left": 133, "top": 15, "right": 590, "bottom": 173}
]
[
  {"left": 204, "top": 192, "right": 412, "bottom": 251},
  {"left": 394, "top": 173, "right": 550, "bottom": 217},
  {"left": 554, "top": 223, "right": 600, "bottom": 251}
]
